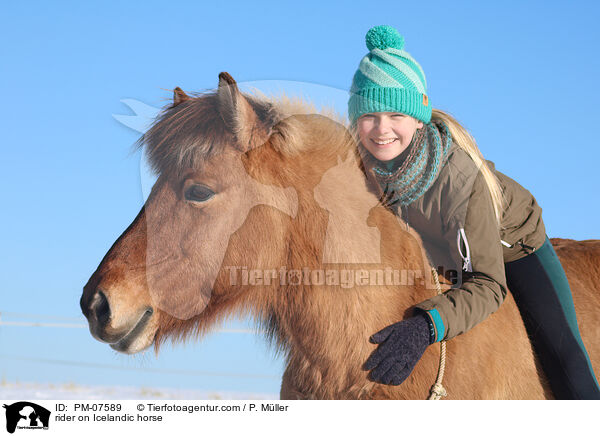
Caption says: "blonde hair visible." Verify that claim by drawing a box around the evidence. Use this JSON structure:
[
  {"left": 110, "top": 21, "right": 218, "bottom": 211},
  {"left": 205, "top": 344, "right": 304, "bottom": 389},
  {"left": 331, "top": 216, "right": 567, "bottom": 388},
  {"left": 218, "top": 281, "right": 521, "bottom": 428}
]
[
  {"left": 431, "top": 109, "right": 505, "bottom": 225},
  {"left": 349, "top": 109, "right": 505, "bottom": 225}
]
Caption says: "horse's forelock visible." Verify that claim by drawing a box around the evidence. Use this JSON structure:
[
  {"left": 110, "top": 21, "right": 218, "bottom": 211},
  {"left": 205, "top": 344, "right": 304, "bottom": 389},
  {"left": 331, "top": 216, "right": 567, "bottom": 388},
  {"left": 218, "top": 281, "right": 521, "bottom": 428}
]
[
  {"left": 136, "top": 93, "right": 234, "bottom": 176},
  {"left": 138, "top": 92, "right": 289, "bottom": 175}
]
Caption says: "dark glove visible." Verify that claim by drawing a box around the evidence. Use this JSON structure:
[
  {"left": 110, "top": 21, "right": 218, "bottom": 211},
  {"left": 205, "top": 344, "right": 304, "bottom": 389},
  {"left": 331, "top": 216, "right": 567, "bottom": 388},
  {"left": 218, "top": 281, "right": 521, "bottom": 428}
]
[{"left": 364, "top": 314, "right": 432, "bottom": 386}]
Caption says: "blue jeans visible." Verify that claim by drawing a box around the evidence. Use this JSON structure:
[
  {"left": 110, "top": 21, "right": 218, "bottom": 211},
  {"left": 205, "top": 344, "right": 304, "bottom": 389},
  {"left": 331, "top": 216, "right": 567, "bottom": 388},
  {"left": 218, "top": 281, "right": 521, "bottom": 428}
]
[{"left": 504, "top": 235, "right": 600, "bottom": 399}]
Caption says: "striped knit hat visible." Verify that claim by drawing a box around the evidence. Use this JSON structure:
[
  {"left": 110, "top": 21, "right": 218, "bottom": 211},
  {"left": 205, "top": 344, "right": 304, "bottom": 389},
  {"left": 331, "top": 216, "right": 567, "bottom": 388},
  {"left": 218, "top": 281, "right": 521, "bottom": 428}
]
[{"left": 348, "top": 25, "right": 431, "bottom": 124}]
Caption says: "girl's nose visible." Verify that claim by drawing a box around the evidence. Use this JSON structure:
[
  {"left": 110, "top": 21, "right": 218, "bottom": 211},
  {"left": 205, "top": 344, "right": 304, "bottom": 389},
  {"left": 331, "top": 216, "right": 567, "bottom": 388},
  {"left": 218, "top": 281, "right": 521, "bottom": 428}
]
[{"left": 374, "top": 117, "right": 392, "bottom": 133}]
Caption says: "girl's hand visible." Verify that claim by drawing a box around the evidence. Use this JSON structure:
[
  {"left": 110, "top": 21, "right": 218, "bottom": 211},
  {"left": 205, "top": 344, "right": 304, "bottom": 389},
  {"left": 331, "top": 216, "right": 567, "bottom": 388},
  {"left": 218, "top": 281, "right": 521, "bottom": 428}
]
[{"left": 364, "top": 315, "right": 431, "bottom": 385}]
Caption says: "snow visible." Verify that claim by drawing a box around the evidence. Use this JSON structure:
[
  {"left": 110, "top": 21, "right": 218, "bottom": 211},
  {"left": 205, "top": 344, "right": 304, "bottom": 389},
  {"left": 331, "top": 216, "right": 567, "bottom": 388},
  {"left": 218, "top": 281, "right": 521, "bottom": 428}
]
[{"left": 0, "top": 381, "right": 278, "bottom": 400}]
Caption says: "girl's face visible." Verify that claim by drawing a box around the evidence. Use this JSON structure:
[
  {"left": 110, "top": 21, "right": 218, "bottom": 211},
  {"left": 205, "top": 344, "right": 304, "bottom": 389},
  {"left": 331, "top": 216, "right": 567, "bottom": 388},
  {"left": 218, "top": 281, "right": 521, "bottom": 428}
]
[{"left": 356, "top": 112, "right": 423, "bottom": 161}]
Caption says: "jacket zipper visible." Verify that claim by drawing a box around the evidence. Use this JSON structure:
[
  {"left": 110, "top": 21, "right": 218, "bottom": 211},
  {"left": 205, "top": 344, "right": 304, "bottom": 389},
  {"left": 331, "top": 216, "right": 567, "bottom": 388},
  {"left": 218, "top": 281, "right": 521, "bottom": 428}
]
[{"left": 457, "top": 228, "right": 473, "bottom": 272}]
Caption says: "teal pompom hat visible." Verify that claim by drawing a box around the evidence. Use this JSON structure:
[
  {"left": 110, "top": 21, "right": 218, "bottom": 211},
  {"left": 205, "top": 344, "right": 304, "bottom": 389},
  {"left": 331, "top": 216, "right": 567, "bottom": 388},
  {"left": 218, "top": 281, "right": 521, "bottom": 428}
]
[{"left": 348, "top": 25, "right": 431, "bottom": 125}]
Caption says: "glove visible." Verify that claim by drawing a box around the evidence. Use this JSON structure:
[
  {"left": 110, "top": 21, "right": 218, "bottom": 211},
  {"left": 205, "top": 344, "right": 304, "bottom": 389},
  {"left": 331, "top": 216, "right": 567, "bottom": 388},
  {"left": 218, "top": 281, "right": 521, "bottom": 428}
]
[{"left": 364, "top": 314, "right": 432, "bottom": 386}]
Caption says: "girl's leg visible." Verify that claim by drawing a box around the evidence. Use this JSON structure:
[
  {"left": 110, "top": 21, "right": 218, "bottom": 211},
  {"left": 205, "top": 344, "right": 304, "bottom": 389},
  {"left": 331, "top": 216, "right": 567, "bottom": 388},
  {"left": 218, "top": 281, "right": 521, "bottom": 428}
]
[{"left": 504, "top": 235, "right": 600, "bottom": 400}]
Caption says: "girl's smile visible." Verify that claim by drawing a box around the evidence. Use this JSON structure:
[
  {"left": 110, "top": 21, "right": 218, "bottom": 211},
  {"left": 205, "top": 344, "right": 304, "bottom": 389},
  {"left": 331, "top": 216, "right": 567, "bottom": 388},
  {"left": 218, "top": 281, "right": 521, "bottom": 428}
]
[{"left": 372, "top": 138, "right": 398, "bottom": 146}]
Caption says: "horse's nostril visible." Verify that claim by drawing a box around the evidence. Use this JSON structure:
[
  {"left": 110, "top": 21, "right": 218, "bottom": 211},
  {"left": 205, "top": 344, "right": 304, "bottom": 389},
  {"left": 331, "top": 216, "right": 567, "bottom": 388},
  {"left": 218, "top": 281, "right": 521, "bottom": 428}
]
[{"left": 92, "top": 290, "right": 111, "bottom": 327}]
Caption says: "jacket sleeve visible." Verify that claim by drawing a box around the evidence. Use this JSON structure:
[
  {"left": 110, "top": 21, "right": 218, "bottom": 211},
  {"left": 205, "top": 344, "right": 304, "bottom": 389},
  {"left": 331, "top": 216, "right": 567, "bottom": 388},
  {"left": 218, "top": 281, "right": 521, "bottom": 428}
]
[{"left": 414, "top": 170, "right": 508, "bottom": 342}]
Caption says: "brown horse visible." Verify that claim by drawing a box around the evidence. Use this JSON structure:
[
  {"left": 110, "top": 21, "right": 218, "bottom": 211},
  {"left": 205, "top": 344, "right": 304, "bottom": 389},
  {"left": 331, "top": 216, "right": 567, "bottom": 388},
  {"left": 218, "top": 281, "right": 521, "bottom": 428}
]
[{"left": 80, "top": 72, "right": 600, "bottom": 399}]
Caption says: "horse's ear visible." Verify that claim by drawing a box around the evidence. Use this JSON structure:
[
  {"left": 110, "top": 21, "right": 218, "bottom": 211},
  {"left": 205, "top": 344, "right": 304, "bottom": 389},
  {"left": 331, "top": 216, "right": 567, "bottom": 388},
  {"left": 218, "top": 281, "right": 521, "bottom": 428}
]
[
  {"left": 173, "top": 87, "right": 190, "bottom": 107},
  {"left": 217, "top": 72, "right": 269, "bottom": 151},
  {"left": 217, "top": 72, "right": 241, "bottom": 132}
]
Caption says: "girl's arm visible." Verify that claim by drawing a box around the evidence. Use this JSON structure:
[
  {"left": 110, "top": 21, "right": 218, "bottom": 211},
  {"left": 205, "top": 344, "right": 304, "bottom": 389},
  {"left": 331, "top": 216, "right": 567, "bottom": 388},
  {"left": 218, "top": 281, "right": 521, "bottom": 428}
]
[{"left": 414, "top": 170, "right": 508, "bottom": 342}]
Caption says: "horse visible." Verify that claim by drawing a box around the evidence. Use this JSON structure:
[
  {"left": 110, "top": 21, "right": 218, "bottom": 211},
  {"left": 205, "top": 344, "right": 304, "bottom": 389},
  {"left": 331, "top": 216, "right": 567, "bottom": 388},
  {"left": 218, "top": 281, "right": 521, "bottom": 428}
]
[{"left": 80, "top": 72, "right": 600, "bottom": 399}]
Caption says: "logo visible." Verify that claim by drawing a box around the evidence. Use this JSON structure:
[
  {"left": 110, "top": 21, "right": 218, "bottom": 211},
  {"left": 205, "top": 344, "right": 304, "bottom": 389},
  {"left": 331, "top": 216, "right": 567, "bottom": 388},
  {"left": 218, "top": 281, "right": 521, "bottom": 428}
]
[{"left": 2, "top": 402, "right": 51, "bottom": 434}]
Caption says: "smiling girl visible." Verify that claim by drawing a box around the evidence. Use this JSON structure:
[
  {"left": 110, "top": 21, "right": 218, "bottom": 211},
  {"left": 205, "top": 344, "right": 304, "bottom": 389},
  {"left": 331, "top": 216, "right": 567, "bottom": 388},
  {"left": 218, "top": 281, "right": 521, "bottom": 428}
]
[{"left": 348, "top": 25, "right": 600, "bottom": 399}]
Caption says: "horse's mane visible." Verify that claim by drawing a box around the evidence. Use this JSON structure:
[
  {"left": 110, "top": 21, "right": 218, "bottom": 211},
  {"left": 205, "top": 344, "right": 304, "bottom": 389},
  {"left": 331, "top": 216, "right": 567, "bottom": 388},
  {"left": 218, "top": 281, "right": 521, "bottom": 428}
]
[{"left": 135, "top": 90, "right": 350, "bottom": 177}]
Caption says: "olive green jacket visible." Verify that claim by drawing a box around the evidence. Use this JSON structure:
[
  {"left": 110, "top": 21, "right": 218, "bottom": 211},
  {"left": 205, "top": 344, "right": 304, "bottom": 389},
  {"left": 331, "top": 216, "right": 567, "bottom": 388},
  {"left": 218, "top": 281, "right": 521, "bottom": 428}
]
[{"left": 396, "top": 141, "right": 546, "bottom": 341}]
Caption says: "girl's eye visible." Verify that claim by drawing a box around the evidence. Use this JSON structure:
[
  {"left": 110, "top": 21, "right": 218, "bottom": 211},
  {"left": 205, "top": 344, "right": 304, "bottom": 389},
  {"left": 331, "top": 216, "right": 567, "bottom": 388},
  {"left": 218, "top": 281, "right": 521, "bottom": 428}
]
[
  {"left": 185, "top": 184, "right": 215, "bottom": 202},
  {"left": 392, "top": 114, "right": 405, "bottom": 118}
]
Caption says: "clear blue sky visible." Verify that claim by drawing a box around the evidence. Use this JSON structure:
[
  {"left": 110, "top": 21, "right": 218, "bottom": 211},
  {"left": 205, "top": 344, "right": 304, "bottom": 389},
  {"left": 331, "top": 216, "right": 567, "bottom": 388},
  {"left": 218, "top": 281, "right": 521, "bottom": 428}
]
[{"left": 1, "top": 1, "right": 599, "bottom": 395}]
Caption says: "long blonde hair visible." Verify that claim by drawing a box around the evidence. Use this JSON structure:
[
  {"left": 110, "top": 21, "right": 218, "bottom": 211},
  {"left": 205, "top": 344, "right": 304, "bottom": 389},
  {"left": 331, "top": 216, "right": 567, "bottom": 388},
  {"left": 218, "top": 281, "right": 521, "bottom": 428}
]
[
  {"left": 349, "top": 108, "right": 505, "bottom": 226},
  {"left": 431, "top": 109, "right": 505, "bottom": 225}
]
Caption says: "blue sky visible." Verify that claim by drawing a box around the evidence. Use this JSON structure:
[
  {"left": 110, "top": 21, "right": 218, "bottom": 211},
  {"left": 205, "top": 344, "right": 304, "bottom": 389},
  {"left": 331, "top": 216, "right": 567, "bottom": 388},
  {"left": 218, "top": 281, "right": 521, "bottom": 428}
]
[{"left": 1, "top": 1, "right": 599, "bottom": 396}]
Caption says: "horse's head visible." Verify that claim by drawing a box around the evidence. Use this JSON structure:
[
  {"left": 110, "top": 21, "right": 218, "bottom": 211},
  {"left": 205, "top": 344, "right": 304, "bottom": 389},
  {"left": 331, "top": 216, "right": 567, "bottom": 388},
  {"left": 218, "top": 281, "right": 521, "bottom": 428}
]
[
  {"left": 80, "top": 73, "right": 355, "bottom": 354},
  {"left": 81, "top": 74, "right": 291, "bottom": 353}
]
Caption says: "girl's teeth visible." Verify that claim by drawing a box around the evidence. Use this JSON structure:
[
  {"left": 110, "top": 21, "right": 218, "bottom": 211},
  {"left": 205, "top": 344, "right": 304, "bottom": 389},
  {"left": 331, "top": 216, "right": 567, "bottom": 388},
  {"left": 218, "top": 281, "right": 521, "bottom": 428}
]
[{"left": 373, "top": 138, "right": 396, "bottom": 145}]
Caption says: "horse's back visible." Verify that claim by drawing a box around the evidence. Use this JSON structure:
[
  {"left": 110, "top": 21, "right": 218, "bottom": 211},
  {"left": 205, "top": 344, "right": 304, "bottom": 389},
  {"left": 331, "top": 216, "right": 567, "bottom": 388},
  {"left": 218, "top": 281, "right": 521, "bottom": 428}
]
[
  {"left": 446, "top": 237, "right": 600, "bottom": 399},
  {"left": 551, "top": 238, "right": 600, "bottom": 380}
]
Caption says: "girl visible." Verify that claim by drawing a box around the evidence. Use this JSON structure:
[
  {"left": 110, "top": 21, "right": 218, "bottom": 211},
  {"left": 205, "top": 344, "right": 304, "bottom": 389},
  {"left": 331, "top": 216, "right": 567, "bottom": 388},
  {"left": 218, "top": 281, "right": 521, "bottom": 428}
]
[{"left": 348, "top": 25, "right": 600, "bottom": 399}]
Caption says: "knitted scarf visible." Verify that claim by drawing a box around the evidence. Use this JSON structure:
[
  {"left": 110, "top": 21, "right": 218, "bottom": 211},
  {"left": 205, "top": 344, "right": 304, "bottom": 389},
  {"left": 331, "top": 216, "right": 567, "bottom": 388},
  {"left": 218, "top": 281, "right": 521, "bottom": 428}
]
[{"left": 359, "top": 119, "right": 452, "bottom": 208}]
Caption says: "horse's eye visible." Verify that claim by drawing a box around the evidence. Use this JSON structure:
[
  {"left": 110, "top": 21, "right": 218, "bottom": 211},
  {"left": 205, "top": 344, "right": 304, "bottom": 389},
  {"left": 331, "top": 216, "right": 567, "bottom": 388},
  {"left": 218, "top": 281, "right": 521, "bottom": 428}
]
[{"left": 185, "top": 184, "right": 215, "bottom": 202}]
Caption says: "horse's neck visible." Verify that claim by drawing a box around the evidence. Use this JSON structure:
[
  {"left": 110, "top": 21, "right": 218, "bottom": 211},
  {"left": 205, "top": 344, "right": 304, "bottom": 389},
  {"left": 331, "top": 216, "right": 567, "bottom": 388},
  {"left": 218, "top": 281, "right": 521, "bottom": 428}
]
[
  {"left": 269, "top": 192, "right": 422, "bottom": 396},
  {"left": 274, "top": 280, "right": 406, "bottom": 395},
  {"left": 257, "top": 148, "right": 433, "bottom": 397}
]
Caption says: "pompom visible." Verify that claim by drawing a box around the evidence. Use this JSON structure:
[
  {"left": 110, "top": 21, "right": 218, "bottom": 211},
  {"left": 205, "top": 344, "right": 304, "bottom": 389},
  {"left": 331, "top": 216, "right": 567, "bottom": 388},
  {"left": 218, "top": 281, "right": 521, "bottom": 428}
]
[{"left": 365, "top": 25, "right": 404, "bottom": 51}]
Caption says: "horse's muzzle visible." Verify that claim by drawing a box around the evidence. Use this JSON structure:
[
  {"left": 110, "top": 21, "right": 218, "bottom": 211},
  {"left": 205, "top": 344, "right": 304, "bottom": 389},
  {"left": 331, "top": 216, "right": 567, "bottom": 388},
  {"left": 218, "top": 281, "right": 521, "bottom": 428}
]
[{"left": 80, "top": 286, "right": 153, "bottom": 351}]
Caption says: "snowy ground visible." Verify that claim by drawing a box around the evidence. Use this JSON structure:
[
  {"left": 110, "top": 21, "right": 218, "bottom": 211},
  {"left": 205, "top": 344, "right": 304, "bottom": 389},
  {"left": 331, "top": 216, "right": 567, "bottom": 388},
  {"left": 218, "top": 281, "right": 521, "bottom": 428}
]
[{"left": 0, "top": 381, "right": 278, "bottom": 400}]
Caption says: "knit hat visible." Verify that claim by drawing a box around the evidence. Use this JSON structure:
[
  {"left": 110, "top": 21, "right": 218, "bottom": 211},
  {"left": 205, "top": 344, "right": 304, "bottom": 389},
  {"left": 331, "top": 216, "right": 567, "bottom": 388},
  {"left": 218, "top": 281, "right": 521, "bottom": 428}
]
[{"left": 348, "top": 25, "right": 431, "bottom": 125}]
